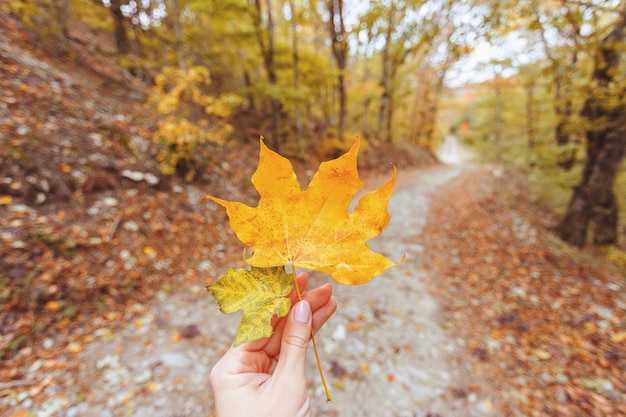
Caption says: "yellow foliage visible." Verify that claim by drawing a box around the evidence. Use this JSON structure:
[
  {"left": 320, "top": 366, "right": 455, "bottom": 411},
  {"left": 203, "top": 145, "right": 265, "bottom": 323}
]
[
  {"left": 207, "top": 266, "right": 293, "bottom": 346},
  {"left": 2, "top": 1, "right": 42, "bottom": 24},
  {"left": 319, "top": 128, "right": 365, "bottom": 158},
  {"left": 148, "top": 65, "right": 240, "bottom": 180},
  {"left": 605, "top": 247, "right": 626, "bottom": 268},
  {"left": 206, "top": 137, "right": 399, "bottom": 285}
]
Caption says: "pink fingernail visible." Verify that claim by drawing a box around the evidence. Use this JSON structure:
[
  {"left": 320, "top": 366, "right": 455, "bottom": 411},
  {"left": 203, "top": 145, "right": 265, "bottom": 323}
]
[{"left": 294, "top": 300, "right": 311, "bottom": 324}]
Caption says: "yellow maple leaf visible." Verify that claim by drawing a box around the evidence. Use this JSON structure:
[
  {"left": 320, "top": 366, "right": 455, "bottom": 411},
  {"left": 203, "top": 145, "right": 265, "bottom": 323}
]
[
  {"left": 207, "top": 138, "right": 399, "bottom": 285},
  {"left": 208, "top": 266, "right": 293, "bottom": 345}
]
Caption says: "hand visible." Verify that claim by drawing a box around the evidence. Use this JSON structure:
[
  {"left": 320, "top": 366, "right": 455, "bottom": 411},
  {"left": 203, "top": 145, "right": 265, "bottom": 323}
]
[{"left": 210, "top": 272, "right": 337, "bottom": 417}]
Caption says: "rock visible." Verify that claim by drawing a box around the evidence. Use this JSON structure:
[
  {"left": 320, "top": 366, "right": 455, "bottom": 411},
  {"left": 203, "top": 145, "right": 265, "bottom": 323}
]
[
  {"left": 181, "top": 324, "right": 200, "bottom": 338},
  {"left": 477, "top": 399, "right": 494, "bottom": 413},
  {"left": 332, "top": 324, "right": 347, "bottom": 341},
  {"left": 88, "top": 132, "right": 104, "bottom": 146},
  {"left": 121, "top": 170, "right": 159, "bottom": 185},
  {"left": 198, "top": 260, "right": 213, "bottom": 271},
  {"left": 132, "top": 369, "right": 152, "bottom": 384},
  {"left": 121, "top": 170, "right": 145, "bottom": 181},
  {"left": 159, "top": 352, "right": 192, "bottom": 368},
  {"left": 555, "top": 387, "right": 570, "bottom": 404},
  {"left": 102, "top": 197, "right": 118, "bottom": 207},
  {"left": 532, "top": 348, "right": 552, "bottom": 361},
  {"left": 144, "top": 173, "right": 159, "bottom": 185},
  {"left": 123, "top": 221, "right": 139, "bottom": 231},
  {"left": 330, "top": 360, "right": 347, "bottom": 378}
]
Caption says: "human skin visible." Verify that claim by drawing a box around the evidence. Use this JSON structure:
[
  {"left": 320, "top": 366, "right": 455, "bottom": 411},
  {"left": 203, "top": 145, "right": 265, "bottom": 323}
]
[{"left": 210, "top": 273, "right": 337, "bottom": 417}]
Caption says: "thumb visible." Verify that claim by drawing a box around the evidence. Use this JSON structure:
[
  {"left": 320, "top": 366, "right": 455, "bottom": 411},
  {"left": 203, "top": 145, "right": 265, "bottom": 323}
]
[{"left": 274, "top": 300, "right": 312, "bottom": 378}]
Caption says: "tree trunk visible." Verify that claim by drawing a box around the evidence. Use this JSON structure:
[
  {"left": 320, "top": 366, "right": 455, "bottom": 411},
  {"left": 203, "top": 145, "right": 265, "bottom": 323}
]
[
  {"left": 328, "top": 0, "right": 348, "bottom": 142},
  {"left": 410, "top": 68, "right": 428, "bottom": 145},
  {"left": 489, "top": 70, "right": 503, "bottom": 161},
  {"left": 243, "top": 71, "right": 255, "bottom": 109},
  {"left": 288, "top": 0, "right": 304, "bottom": 155},
  {"left": 109, "top": 0, "right": 129, "bottom": 54},
  {"left": 253, "top": 0, "right": 283, "bottom": 150},
  {"left": 377, "top": 7, "right": 393, "bottom": 142},
  {"left": 169, "top": 0, "right": 186, "bottom": 70},
  {"left": 556, "top": 130, "right": 626, "bottom": 247},
  {"left": 525, "top": 80, "right": 536, "bottom": 165},
  {"left": 337, "top": 70, "right": 346, "bottom": 141},
  {"left": 557, "top": 14, "right": 626, "bottom": 247},
  {"left": 361, "top": 60, "right": 372, "bottom": 140},
  {"left": 384, "top": 78, "right": 395, "bottom": 143},
  {"left": 422, "top": 67, "right": 448, "bottom": 148},
  {"left": 52, "top": 0, "right": 71, "bottom": 56},
  {"left": 538, "top": 17, "right": 578, "bottom": 170},
  {"left": 592, "top": 191, "right": 619, "bottom": 246},
  {"left": 554, "top": 71, "right": 576, "bottom": 170},
  {"left": 362, "top": 96, "right": 371, "bottom": 140}
]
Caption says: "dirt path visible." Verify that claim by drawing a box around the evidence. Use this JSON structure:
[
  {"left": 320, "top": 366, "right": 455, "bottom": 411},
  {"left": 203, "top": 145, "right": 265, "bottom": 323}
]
[
  {"left": 11, "top": 165, "right": 495, "bottom": 417},
  {"left": 306, "top": 165, "right": 493, "bottom": 417}
]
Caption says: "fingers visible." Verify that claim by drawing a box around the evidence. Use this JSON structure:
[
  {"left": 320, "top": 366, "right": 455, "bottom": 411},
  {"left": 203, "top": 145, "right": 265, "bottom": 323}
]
[
  {"left": 312, "top": 294, "right": 337, "bottom": 334},
  {"left": 289, "top": 272, "right": 308, "bottom": 304},
  {"left": 272, "top": 300, "right": 312, "bottom": 382},
  {"left": 263, "top": 278, "right": 336, "bottom": 357},
  {"left": 215, "top": 271, "right": 338, "bottom": 390},
  {"left": 290, "top": 272, "right": 333, "bottom": 313},
  {"left": 288, "top": 282, "right": 334, "bottom": 330},
  {"left": 304, "top": 283, "right": 333, "bottom": 310},
  {"left": 271, "top": 289, "right": 337, "bottom": 385}
]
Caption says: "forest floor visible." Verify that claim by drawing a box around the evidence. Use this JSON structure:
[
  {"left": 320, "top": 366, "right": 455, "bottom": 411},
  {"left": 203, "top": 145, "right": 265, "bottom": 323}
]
[
  {"left": 1, "top": 9, "right": 626, "bottom": 417},
  {"left": 3, "top": 160, "right": 625, "bottom": 417},
  {"left": 422, "top": 166, "right": 626, "bottom": 416}
]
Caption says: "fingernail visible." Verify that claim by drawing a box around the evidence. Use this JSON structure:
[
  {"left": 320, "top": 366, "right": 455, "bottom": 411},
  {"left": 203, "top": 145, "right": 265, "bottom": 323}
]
[{"left": 294, "top": 300, "right": 311, "bottom": 324}]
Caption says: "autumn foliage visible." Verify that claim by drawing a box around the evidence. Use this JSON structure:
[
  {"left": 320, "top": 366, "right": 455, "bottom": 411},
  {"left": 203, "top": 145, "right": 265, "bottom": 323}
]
[{"left": 148, "top": 66, "right": 238, "bottom": 181}]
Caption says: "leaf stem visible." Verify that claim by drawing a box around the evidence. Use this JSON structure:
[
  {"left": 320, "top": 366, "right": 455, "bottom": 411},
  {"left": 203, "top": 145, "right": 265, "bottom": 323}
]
[{"left": 291, "top": 267, "right": 333, "bottom": 402}]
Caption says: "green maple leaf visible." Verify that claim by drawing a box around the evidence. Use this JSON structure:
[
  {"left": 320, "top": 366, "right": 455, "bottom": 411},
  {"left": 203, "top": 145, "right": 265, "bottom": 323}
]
[{"left": 207, "top": 266, "right": 293, "bottom": 346}]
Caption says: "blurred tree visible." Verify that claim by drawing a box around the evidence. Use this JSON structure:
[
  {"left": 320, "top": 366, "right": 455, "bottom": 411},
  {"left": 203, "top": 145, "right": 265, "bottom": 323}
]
[
  {"left": 188, "top": 0, "right": 331, "bottom": 150},
  {"left": 168, "top": 0, "right": 186, "bottom": 70},
  {"left": 382, "top": 0, "right": 473, "bottom": 148},
  {"left": 287, "top": 0, "right": 304, "bottom": 154},
  {"left": 409, "top": 5, "right": 470, "bottom": 148},
  {"left": 351, "top": 11, "right": 379, "bottom": 141},
  {"left": 327, "top": 0, "right": 348, "bottom": 142},
  {"left": 252, "top": 0, "right": 285, "bottom": 150},
  {"left": 108, "top": 0, "right": 130, "bottom": 53},
  {"left": 355, "top": 0, "right": 471, "bottom": 144},
  {"left": 530, "top": 0, "right": 585, "bottom": 170},
  {"left": 557, "top": 6, "right": 626, "bottom": 247},
  {"left": 375, "top": 1, "right": 424, "bottom": 143},
  {"left": 482, "top": 0, "right": 626, "bottom": 247},
  {"left": 52, "top": 0, "right": 72, "bottom": 55}
]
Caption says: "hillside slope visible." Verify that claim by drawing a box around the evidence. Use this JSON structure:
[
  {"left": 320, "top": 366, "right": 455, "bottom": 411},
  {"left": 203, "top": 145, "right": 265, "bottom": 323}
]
[{"left": 0, "top": 10, "right": 253, "bottom": 370}]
